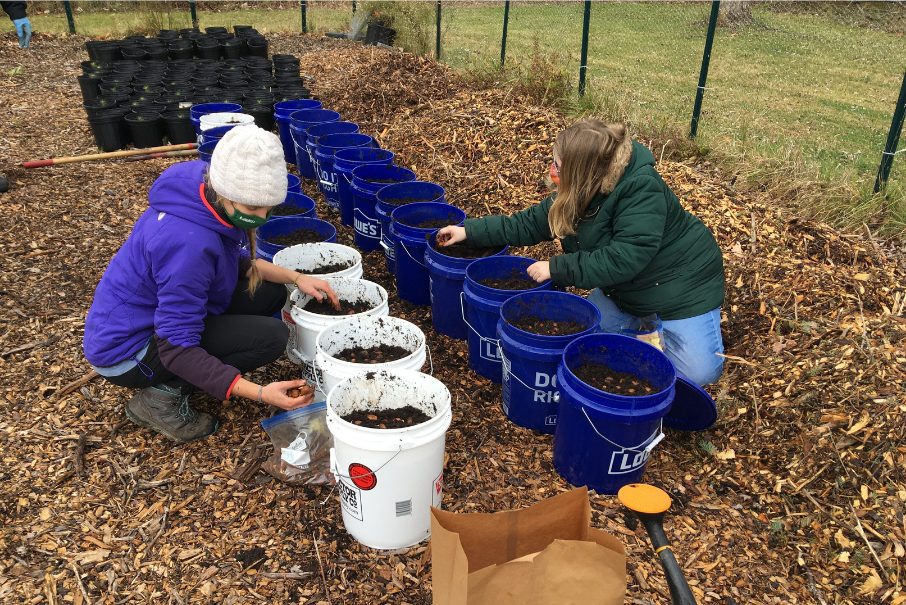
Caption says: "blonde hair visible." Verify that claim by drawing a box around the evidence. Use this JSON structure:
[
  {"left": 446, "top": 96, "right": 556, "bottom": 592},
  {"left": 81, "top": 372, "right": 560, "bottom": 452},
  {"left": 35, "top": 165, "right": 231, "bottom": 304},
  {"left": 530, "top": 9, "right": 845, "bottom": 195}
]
[
  {"left": 547, "top": 120, "right": 629, "bottom": 238},
  {"left": 204, "top": 176, "right": 263, "bottom": 296}
]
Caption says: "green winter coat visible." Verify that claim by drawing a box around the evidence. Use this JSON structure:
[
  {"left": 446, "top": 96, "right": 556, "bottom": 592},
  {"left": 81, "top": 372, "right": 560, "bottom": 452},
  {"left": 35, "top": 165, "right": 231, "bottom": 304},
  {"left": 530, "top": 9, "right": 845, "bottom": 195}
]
[{"left": 463, "top": 141, "right": 725, "bottom": 320}]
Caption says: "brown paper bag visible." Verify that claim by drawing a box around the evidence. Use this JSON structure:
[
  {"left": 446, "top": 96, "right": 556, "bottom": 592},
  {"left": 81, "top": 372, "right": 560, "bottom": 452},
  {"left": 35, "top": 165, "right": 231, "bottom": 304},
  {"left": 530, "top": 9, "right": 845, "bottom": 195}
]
[{"left": 431, "top": 487, "right": 626, "bottom": 605}]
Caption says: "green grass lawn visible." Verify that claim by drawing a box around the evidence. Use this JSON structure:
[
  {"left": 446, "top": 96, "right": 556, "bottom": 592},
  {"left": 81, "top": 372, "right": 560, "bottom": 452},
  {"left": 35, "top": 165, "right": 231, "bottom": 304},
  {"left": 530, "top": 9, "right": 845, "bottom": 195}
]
[{"left": 8, "top": 1, "right": 905, "bottom": 234}]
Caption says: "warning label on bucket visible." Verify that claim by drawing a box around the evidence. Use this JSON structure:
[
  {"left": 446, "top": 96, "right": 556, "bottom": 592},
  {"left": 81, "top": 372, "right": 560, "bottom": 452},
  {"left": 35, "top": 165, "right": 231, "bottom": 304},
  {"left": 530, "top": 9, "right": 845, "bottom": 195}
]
[
  {"left": 349, "top": 463, "right": 377, "bottom": 490},
  {"left": 338, "top": 479, "right": 363, "bottom": 521},
  {"left": 432, "top": 471, "right": 443, "bottom": 508}
]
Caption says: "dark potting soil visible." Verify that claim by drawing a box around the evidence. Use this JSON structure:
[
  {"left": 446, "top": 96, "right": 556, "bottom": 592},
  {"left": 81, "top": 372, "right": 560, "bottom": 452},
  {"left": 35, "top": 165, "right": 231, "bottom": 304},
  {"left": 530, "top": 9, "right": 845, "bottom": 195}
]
[
  {"left": 341, "top": 405, "right": 432, "bottom": 429},
  {"left": 572, "top": 362, "right": 657, "bottom": 396},
  {"left": 270, "top": 204, "right": 305, "bottom": 216},
  {"left": 333, "top": 344, "right": 413, "bottom": 364},
  {"left": 296, "top": 259, "right": 355, "bottom": 274},
  {"left": 365, "top": 178, "right": 403, "bottom": 184},
  {"left": 509, "top": 316, "right": 587, "bottom": 336},
  {"left": 479, "top": 275, "right": 537, "bottom": 290},
  {"left": 431, "top": 240, "right": 504, "bottom": 259},
  {"left": 266, "top": 229, "right": 324, "bottom": 246},
  {"left": 395, "top": 217, "right": 449, "bottom": 229},
  {"left": 301, "top": 297, "right": 373, "bottom": 315},
  {"left": 381, "top": 196, "right": 425, "bottom": 206}
]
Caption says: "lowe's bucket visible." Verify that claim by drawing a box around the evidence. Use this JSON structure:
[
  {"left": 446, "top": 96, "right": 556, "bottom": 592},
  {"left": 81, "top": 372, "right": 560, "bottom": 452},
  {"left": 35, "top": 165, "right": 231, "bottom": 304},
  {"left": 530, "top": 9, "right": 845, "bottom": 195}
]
[
  {"left": 274, "top": 99, "right": 321, "bottom": 164},
  {"left": 352, "top": 165, "right": 416, "bottom": 252},
  {"left": 288, "top": 278, "right": 389, "bottom": 384},
  {"left": 390, "top": 202, "right": 466, "bottom": 306},
  {"left": 327, "top": 369, "right": 451, "bottom": 549},
  {"left": 273, "top": 242, "right": 363, "bottom": 364},
  {"left": 305, "top": 121, "right": 360, "bottom": 172},
  {"left": 462, "top": 256, "right": 552, "bottom": 383},
  {"left": 426, "top": 232, "right": 506, "bottom": 340},
  {"left": 287, "top": 173, "right": 302, "bottom": 194},
  {"left": 497, "top": 291, "right": 601, "bottom": 433},
  {"left": 376, "top": 182, "right": 447, "bottom": 274},
  {"left": 334, "top": 148, "right": 395, "bottom": 228},
  {"left": 315, "top": 315, "right": 429, "bottom": 395},
  {"left": 290, "top": 108, "right": 341, "bottom": 179},
  {"left": 553, "top": 333, "right": 676, "bottom": 495},
  {"left": 314, "top": 133, "right": 375, "bottom": 210},
  {"left": 257, "top": 217, "right": 338, "bottom": 262}
]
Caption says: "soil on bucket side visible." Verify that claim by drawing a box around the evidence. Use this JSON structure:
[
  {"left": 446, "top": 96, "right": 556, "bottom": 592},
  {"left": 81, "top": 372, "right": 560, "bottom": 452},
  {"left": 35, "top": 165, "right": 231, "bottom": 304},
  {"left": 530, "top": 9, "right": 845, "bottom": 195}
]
[
  {"left": 301, "top": 297, "right": 374, "bottom": 315},
  {"left": 431, "top": 240, "right": 504, "bottom": 259},
  {"left": 333, "top": 344, "right": 413, "bottom": 364},
  {"left": 267, "top": 229, "right": 326, "bottom": 246},
  {"left": 381, "top": 196, "right": 425, "bottom": 206},
  {"left": 396, "top": 217, "right": 449, "bottom": 229},
  {"left": 341, "top": 406, "right": 432, "bottom": 429},
  {"left": 509, "top": 316, "right": 587, "bottom": 336},
  {"left": 573, "top": 362, "right": 657, "bottom": 395},
  {"left": 296, "top": 259, "right": 355, "bottom": 274}
]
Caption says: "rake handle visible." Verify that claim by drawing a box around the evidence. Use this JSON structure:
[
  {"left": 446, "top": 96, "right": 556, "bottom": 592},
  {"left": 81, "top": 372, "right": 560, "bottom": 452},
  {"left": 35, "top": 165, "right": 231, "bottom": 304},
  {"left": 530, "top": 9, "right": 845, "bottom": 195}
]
[{"left": 22, "top": 143, "right": 197, "bottom": 168}]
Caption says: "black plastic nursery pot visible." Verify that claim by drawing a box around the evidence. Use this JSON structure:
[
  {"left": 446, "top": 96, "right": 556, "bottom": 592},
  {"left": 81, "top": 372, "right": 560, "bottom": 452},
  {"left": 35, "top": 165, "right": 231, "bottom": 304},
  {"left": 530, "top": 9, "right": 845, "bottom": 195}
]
[
  {"left": 88, "top": 109, "right": 128, "bottom": 151},
  {"left": 125, "top": 112, "right": 165, "bottom": 148},
  {"left": 77, "top": 75, "right": 103, "bottom": 102},
  {"left": 83, "top": 96, "right": 119, "bottom": 117},
  {"left": 246, "top": 37, "right": 268, "bottom": 58},
  {"left": 94, "top": 42, "right": 122, "bottom": 63},
  {"left": 221, "top": 39, "right": 243, "bottom": 60},
  {"left": 196, "top": 43, "right": 221, "bottom": 61},
  {"left": 242, "top": 105, "right": 276, "bottom": 131},
  {"left": 162, "top": 110, "right": 197, "bottom": 144}
]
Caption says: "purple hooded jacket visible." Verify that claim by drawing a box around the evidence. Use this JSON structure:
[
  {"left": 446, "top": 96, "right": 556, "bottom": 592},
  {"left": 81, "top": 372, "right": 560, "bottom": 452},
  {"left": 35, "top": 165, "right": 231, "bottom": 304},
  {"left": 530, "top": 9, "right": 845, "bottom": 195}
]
[{"left": 84, "top": 161, "right": 250, "bottom": 399}]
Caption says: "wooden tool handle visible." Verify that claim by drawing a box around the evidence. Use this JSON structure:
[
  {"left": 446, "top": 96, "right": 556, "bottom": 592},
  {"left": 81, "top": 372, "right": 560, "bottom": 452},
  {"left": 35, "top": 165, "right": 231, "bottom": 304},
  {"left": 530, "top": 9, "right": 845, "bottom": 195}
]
[{"left": 22, "top": 143, "right": 197, "bottom": 168}]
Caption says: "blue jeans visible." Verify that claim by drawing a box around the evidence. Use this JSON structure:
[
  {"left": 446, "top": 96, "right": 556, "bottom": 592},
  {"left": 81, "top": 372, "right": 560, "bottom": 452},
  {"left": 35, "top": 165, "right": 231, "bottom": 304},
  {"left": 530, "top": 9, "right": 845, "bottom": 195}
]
[{"left": 587, "top": 289, "right": 724, "bottom": 386}]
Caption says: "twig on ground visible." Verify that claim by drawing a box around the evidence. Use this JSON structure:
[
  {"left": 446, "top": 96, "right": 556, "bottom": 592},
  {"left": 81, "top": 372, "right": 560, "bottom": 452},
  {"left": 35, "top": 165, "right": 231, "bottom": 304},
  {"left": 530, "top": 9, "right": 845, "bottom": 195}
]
[
  {"left": 796, "top": 549, "right": 828, "bottom": 605},
  {"left": 851, "top": 507, "right": 886, "bottom": 574},
  {"left": 56, "top": 370, "right": 100, "bottom": 399},
  {"left": 74, "top": 433, "right": 86, "bottom": 476},
  {"left": 70, "top": 562, "right": 93, "bottom": 605},
  {"left": 313, "top": 533, "right": 332, "bottom": 605}
]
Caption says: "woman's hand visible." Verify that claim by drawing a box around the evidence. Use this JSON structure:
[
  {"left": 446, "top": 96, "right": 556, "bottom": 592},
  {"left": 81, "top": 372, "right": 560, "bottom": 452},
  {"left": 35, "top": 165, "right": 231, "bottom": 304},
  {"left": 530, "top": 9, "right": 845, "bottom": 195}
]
[
  {"left": 436, "top": 225, "right": 466, "bottom": 247},
  {"left": 262, "top": 379, "right": 315, "bottom": 410},
  {"left": 294, "top": 274, "right": 340, "bottom": 308},
  {"left": 527, "top": 261, "right": 551, "bottom": 283}
]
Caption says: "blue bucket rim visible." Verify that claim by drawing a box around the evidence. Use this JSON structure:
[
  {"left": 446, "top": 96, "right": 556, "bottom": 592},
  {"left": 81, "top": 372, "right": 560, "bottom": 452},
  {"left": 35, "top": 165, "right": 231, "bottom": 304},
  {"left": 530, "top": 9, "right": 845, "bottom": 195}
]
[
  {"left": 334, "top": 147, "right": 395, "bottom": 166},
  {"left": 282, "top": 191, "right": 316, "bottom": 211},
  {"left": 499, "top": 290, "right": 602, "bottom": 346},
  {"left": 257, "top": 216, "right": 338, "bottom": 241},
  {"left": 376, "top": 181, "right": 446, "bottom": 205},
  {"left": 557, "top": 362, "right": 676, "bottom": 425},
  {"left": 424, "top": 231, "right": 507, "bottom": 277},
  {"left": 306, "top": 120, "right": 359, "bottom": 138},
  {"left": 390, "top": 201, "right": 465, "bottom": 228},
  {"left": 464, "top": 256, "right": 551, "bottom": 300},
  {"left": 315, "top": 133, "right": 374, "bottom": 157},
  {"left": 289, "top": 108, "right": 340, "bottom": 124},
  {"left": 351, "top": 163, "right": 416, "bottom": 182},
  {"left": 273, "top": 99, "right": 321, "bottom": 115}
]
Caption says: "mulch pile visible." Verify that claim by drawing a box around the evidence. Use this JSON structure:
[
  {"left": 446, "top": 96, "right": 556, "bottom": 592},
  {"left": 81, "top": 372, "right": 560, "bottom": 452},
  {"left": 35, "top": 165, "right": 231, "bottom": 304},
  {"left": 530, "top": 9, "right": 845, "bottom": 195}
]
[{"left": 1, "top": 32, "right": 904, "bottom": 605}]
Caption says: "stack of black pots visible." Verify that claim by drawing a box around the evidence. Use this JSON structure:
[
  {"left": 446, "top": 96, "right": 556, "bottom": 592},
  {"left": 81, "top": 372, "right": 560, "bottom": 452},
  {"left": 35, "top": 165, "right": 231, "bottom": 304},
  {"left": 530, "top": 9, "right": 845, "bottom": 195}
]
[{"left": 81, "top": 26, "right": 310, "bottom": 152}]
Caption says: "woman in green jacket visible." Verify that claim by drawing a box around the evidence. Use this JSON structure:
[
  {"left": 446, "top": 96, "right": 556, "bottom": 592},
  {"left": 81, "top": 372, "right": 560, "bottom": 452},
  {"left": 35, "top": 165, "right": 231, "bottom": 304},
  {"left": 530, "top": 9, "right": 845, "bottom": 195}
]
[{"left": 438, "top": 120, "right": 725, "bottom": 385}]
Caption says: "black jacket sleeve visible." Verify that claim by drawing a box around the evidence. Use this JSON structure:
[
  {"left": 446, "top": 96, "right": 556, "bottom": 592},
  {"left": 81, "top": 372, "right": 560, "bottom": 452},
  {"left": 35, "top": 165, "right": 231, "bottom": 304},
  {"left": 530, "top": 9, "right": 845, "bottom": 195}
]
[{"left": 1, "top": 2, "right": 28, "bottom": 21}]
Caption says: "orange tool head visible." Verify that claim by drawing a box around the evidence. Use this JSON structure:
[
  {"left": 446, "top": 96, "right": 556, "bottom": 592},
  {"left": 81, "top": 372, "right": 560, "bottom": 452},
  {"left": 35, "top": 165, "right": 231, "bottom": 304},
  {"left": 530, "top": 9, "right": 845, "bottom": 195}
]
[{"left": 618, "top": 483, "right": 672, "bottom": 515}]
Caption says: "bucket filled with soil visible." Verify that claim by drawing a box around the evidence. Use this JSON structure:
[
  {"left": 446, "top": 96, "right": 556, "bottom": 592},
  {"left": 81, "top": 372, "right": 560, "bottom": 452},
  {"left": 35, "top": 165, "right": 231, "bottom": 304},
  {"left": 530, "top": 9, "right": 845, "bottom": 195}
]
[
  {"left": 314, "top": 132, "right": 375, "bottom": 209},
  {"left": 289, "top": 108, "right": 341, "bottom": 179},
  {"left": 270, "top": 191, "right": 317, "bottom": 219},
  {"left": 326, "top": 369, "right": 452, "bottom": 549},
  {"left": 375, "top": 182, "right": 447, "bottom": 273},
  {"left": 257, "top": 217, "right": 338, "bottom": 262},
  {"left": 288, "top": 277, "right": 389, "bottom": 377},
  {"left": 351, "top": 164, "right": 416, "bottom": 252},
  {"left": 497, "top": 291, "right": 601, "bottom": 433},
  {"left": 553, "top": 333, "right": 677, "bottom": 495},
  {"left": 425, "top": 231, "right": 507, "bottom": 341},
  {"left": 333, "top": 147, "right": 395, "bottom": 228},
  {"left": 316, "top": 315, "right": 427, "bottom": 394}
]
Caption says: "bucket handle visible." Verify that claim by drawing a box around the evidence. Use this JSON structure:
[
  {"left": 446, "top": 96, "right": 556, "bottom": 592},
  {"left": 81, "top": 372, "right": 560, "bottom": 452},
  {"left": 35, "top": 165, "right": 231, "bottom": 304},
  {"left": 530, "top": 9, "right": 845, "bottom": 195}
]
[
  {"left": 581, "top": 409, "right": 665, "bottom": 454},
  {"left": 502, "top": 355, "right": 557, "bottom": 399},
  {"left": 460, "top": 292, "right": 500, "bottom": 349},
  {"left": 400, "top": 240, "right": 427, "bottom": 268},
  {"left": 426, "top": 342, "right": 434, "bottom": 375}
]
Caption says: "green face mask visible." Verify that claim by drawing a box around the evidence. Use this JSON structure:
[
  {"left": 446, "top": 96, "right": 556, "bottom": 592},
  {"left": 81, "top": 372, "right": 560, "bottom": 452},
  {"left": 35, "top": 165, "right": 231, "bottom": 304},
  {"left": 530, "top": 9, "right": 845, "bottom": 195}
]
[{"left": 225, "top": 205, "right": 273, "bottom": 229}]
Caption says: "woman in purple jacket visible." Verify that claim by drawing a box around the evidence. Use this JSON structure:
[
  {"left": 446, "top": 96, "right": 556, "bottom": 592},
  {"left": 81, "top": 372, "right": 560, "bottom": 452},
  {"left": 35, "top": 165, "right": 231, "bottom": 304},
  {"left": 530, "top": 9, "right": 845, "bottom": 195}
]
[{"left": 84, "top": 126, "right": 338, "bottom": 442}]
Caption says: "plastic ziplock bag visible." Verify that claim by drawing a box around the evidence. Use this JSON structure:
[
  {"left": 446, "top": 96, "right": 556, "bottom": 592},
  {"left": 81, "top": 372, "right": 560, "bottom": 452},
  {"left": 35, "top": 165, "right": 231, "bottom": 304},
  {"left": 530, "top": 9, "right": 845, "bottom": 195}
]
[
  {"left": 261, "top": 402, "right": 334, "bottom": 485},
  {"left": 621, "top": 314, "right": 665, "bottom": 352}
]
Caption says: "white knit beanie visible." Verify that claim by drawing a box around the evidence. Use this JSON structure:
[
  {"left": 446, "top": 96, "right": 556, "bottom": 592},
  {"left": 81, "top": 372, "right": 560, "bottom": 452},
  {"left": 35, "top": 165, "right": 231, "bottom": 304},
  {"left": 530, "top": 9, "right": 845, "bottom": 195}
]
[{"left": 209, "top": 125, "right": 288, "bottom": 208}]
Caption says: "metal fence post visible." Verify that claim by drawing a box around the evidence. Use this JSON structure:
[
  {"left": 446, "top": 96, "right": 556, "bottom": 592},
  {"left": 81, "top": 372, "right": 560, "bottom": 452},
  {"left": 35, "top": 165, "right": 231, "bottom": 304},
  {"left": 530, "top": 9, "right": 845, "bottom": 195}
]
[
  {"left": 500, "top": 0, "right": 510, "bottom": 67},
  {"left": 63, "top": 1, "right": 76, "bottom": 34},
  {"left": 352, "top": 1, "right": 356, "bottom": 14},
  {"left": 436, "top": 1, "right": 442, "bottom": 60},
  {"left": 690, "top": 1, "right": 720, "bottom": 139},
  {"left": 189, "top": 0, "right": 198, "bottom": 29},
  {"left": 578, "top": 0, "right": 591, "bottom": 97},
  {"left": 875, "top": 69, "right": 906, "bottom": 193},
  {"left": 301, "top": 0, "right": 308, "bottom": 34}
]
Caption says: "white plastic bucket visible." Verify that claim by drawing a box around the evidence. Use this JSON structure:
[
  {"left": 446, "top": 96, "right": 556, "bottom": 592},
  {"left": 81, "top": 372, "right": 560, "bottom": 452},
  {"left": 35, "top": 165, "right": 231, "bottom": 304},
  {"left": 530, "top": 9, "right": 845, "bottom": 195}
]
[
  {"left": 288, "top": 277, "right": 389, "bottom": 384},
  {"left": 274, "top": 243, "right": 365, "bottom": 364},
  {"left": 315, "top": 316, "right": 429, "bottom": 395},
  {"left": 326, "top": 369, "right": 452, "bottom": 549},
  {"left": 199, "top": 112, "right": 255, "bottom": 131}
]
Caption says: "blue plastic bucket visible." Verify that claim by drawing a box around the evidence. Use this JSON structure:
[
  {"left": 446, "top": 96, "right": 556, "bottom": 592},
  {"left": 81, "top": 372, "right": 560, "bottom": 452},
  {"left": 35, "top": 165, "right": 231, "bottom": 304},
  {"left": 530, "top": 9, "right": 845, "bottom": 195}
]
[
  {"left": 334, "top": 148, "right": 395, "bottom": 228},
  {"left": 190, "top": 102, "right": 241, "bottom": 135},
  {"left": 314, "top": 133, "right": 375, "bottom": 210},
  {"left": 376, "top": 182, "right": 447, "bottom": 274},
  {"left": 289, "top": 109, "right": 340, "bottom": 178},
  {"left": 462, "top": 256, "right": 552, "bottom": 383},
  {"left": 351, "top": 164, "right": 416, "bottom": 252},
  {"left": 553, "top": 333, "right": 676, "bottom": 495},
  {"left": 198, "top": 140, "right": 217, "bottom": 164},
  {"left": 256, "top": 217, "right": 338, "bottom": 262},
  {"left": 274, "top": 99, "right": 322, "bottom": 164},
  {"left": 305, "top": 121, "right": 360, "bottom": 188},
  {"left": 198, "top": 123, "right": 244, "bottom": 146},
  {"left": 287, "top": 173, "right": 301, "bottom": 194},
  {"left": 497, "top": 291, "right": 601, "bottom": 433},
  {"left": 276, "top": 192, "right": 317, "bottom": 219},
  {"left": 425, "top": 232, "right": 507, "bottom": 340},
  {"left": 390, "top": 202, "right": 466, "bottom": 306}
]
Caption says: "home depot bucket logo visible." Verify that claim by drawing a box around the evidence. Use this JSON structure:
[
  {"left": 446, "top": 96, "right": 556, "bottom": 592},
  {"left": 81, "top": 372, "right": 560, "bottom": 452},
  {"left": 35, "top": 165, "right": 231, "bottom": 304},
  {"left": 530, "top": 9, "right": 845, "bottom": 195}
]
[{"left": 348, "top": 463, "right": 377, "bottom": 490}]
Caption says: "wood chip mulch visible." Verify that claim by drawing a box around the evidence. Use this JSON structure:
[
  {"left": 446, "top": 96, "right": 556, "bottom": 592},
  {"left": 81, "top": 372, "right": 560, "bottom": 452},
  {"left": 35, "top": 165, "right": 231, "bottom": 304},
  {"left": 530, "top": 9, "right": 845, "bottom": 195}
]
[{"left": 1, "top": 32, "right": 905, "bottom": 605}]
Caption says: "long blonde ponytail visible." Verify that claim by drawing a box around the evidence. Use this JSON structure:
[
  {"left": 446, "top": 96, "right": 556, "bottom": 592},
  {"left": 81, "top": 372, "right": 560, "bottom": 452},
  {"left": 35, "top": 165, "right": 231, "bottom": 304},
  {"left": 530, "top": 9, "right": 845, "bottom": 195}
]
[{"left": 204, "top": 177, "right": 263, "bottom": 296}]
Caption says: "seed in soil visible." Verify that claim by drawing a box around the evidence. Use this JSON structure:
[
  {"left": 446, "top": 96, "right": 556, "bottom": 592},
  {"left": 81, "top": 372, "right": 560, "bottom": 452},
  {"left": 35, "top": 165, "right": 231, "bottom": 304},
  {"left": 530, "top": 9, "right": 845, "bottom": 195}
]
[
  {"left": 572, "top": 362, "right": 657, "bottom": 395},
  {"left": 341, "top": 405, "right": 432, "bottom": 428},
  {"left": 302, "top": 296, "right": 373, "bottom": 316},
  {"left": 286, "top": 384, "right": 314, "bottom": 398},
  {"left": 380, "top": 196, "right": 426, "bottom": 206},
  {"left": 295, "top": 259, "right": 355, "bottom": 275},
  {"left": 265, "top": 228, "right": 325, "bottom": 246},
  {"left": 509, "top": 316, "right": 587, "bottom": 336},
  {"left": 431, "top": 239, "right": 504, "bottom": 259},
  {"left": 333, "top": 344, "right": 413, "bottom": 364}
]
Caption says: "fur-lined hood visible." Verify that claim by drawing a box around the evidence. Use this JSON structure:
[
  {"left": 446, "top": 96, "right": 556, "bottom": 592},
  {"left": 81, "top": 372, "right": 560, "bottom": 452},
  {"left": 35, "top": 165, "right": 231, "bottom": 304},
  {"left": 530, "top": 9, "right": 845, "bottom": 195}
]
[{"left": 599, "top": 134, "right": 634, "bottom": 195}]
